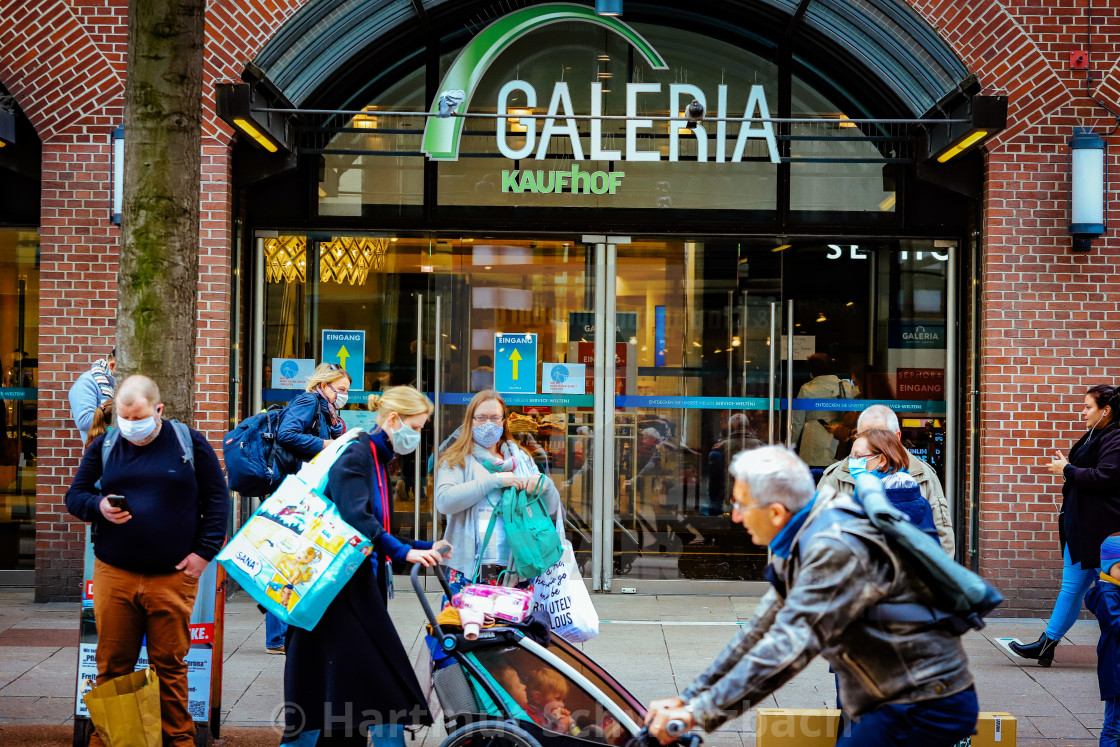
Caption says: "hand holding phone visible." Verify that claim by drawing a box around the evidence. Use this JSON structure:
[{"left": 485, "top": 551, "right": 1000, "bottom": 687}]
[{"left": 101, "top": 495, "right": 133, "bottom": 524}]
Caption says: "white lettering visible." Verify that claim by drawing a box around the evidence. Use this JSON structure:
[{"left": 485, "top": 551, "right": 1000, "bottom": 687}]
[
  {"left": 716, "top": 84, "right": 728, "bottom": 163},
  {"left": 497, "top": 80, "right": 537, "bottom": 160},
  {"left": 732, "top": 85, "right": 780, "bottom": 164},
  {"left": 669, "top": 84, "right": 707, "bottom": 162},
  {"left": 625, "top": 83, "right": 661, "bottom": 162},
  {"left": 589, "top": 82, "right": 620, "bottom": 161},
  {"left": 537, "top": 82, "right": 584, "bottom": 161}
]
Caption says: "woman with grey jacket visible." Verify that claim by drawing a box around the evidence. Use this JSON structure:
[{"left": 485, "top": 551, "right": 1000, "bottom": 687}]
[{"left": 435, "top": 389, "right": 560, "bottom": 592}]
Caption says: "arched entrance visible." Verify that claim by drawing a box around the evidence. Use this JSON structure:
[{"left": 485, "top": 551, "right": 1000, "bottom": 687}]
[{"left": 230, "top": 0, "right": 990, "bottom": 591}]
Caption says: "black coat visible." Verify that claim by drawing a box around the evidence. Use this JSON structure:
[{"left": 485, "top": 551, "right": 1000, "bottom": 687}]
[
  {"left": 282, "top": 433, "right": 433, "bottom": 741},
  {"left": 1061, "top": 423, "right": 1120, "bottom": 569}
]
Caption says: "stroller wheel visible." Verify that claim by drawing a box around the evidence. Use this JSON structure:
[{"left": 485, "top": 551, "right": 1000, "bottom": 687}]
[{"left": 441, "top": 720, "right": 542, "bottom": 747}]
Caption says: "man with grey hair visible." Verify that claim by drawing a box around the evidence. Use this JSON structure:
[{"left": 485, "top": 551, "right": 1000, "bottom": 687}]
[
  {"left": 645, "top": 445, "right": 977, "bottom": 746},
  {"left": 818, "top": 404, "right": 953, "bottom": 556},
  {"left": 66, "top": 375, "right": 229, "bottom": 747}
]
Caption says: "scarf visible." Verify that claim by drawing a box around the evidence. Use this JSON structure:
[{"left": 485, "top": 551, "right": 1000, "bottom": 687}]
[
  {"left": 769, "top": 494, "right": 818, "bottom": 560},
  {"left": 90, "top": 359, "right": 115, "bottom": 401}
]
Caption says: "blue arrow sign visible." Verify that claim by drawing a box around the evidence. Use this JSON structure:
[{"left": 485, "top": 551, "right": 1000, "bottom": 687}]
[
  {"left": 494, "top": 333, "right": 538, "bottom": 394},
  {"left": 321, "top": 330, "right": 365, "bottom": 378}
]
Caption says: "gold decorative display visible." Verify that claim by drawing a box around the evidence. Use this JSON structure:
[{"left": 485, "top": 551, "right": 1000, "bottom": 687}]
[{"left": 264, "top": 236, "right": 388, "bottom": 285}]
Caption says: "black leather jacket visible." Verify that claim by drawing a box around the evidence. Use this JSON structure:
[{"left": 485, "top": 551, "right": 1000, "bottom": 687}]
[{"left": 681, "top": 487, "right": 973, "bottom": 728}]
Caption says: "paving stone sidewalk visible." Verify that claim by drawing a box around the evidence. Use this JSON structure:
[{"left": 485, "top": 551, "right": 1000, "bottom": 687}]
[{"left": 0, "top": 586, "right": 1106, "bottom": 745}]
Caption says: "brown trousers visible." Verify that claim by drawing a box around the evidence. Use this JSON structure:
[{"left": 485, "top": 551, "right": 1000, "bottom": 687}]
[{"left": 91, "top": 558, "right": 200, "bottom": 747}]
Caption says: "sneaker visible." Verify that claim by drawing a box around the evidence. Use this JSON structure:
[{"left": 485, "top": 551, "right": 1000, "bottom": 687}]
[{"left": 266, "top": 646, "right": 286, "bottom": 655}]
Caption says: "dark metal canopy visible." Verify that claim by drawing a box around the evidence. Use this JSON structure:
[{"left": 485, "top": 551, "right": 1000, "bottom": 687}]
[{"left": 252, "top": 0, "right": 973, "bottom": 118}]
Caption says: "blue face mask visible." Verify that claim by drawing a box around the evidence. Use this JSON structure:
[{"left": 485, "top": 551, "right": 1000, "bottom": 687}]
[
  {"left": 848, "top": 456, "right": 869, "bottom": 477},
  {"left": 472, "top": 421, "right": 504, "bottom": 448},
  {"left": 388, "top": 420, "right": 421, "bottom": 455}
]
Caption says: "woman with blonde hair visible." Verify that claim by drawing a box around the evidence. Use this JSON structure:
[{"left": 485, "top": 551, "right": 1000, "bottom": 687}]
[
  {"left": 435, "top": 389, "right": 560, "bottom": 593},
  {"left": 283, "top": 385, "right": 450, "bottom": 746},
  {"left": 276, "top": 362, "right": 351, "bottom": 463}
]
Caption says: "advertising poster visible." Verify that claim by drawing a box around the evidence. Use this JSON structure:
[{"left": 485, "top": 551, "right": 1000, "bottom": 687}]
[
  {"left": 76, "top": 532, "right": 220, "bottom": 724},
  {"left": 271, "top": 358, "right": 316, "bottom": 389},
  {"left": 542, "top": 363, "right": 586, "bottom": 394}
]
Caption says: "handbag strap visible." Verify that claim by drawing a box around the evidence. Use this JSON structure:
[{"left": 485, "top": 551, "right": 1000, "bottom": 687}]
[{"left": 473, "top": 492, "right": 503, "bottom": 584}]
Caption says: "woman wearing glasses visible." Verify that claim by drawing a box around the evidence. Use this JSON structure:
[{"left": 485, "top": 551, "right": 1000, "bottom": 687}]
[
  {"left": 435, "top": 389, "right": 560, "bottom": 592},
  {"left": 849, "top": 428, "right": 940, "bottom": 545},
  {"left": 277, "top": 363, "right": 351, "bottom": 464}
]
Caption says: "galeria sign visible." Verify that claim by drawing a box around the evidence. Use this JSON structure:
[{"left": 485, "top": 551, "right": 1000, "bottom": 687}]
[{"left": 422, "top": 3, "right": 781, "bottom": 172}]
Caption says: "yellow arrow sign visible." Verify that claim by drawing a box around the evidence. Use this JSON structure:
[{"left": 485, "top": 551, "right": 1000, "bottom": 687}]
[
  {"left": 337, "top": 345, "right": 350, "bottom": 370},
  {"left": 509, "top": 349, "right": 522, "bottom": 380}
]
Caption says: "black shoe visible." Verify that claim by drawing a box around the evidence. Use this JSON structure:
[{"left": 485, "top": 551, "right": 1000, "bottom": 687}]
[{"left": 1009, "top": 633, "right": 1059, "bottom": 667}]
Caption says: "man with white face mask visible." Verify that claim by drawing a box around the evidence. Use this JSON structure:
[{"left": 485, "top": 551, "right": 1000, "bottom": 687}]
[{"left": 65, "top": 375, "right": 229, "bottom": 747}]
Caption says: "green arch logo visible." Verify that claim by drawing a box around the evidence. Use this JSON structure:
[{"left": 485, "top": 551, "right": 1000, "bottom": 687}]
[{"left": 421, "top": 3, "right": 668, "bottom": 161}]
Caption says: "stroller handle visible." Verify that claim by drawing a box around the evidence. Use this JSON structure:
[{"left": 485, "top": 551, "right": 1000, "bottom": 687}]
[{"left": 411, "top": 544, "right": 454, "bottom": 638}]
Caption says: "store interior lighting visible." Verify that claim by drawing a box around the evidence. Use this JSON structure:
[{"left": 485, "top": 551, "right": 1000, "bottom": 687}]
[{"left": 1069, "top": 127, "right": 1108, "bottom": 252}]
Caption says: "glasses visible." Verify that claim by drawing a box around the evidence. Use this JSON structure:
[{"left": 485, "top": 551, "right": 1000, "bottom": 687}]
[
  {"left": 472, "top": 415, "right": 505, "bottom": 425},
  {"left": 326, "top": 363, "right": 342, "bottom": 371},
  {"left": 851, "top": 452, "right": 880, "bottom": 460}
]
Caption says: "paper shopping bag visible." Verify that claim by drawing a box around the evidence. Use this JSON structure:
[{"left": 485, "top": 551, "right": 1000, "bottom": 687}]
[
  {"left": 531, "top": 508, "right": 598, "bottom": 643},
  {"left": 83, "top": 667, "right": 161, "bottom": 747}
]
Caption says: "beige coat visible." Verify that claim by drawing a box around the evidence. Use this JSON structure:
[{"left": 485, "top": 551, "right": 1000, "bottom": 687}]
[{"left": 817, "top": 453, "right": 954, "bottom": 556}]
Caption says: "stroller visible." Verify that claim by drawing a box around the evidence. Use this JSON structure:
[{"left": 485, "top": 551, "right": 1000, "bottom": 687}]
[{"left": 411, "top": 563, "right": 701, "bottom": 747}]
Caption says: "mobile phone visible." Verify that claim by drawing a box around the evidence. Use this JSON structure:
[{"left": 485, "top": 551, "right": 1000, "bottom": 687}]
[{"left": 106, "top": 495, "right": 132, "bottom": 513}]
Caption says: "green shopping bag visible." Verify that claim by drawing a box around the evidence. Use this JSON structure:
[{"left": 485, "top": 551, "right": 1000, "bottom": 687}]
[{"left": 480, "top": 461, "right": 562, "bottom": 578}]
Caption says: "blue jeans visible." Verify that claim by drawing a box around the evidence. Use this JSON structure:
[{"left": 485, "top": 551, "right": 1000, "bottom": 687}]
[
  {"left": 1045, "top": 544, "right": 1099, "bottom": 640},
  {"left": 1104, "top": 697, "right": 1120, "bottom": 747},
  {"left": 265, "top": 611, "right": 288, "bottom": 649},
  {"left": 835, "top": 687, "right": 978, "bottom": 747}
]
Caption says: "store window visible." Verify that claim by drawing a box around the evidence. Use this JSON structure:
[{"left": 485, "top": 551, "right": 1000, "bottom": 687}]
[{"left": 0, "top": 229, "right": 39, "bottom": 575}]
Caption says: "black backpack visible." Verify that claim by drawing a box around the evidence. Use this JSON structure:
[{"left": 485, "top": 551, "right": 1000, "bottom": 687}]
[{"left": 222, "top": 405, "right": 294, "bottom": 496}]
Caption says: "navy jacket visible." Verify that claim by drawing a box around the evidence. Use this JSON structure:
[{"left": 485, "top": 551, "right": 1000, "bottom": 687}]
[
  {"left": 1086, "top": 577, "right": 1120, "bottom": 700},
  {"left": 885, "top": 485, "right": 941, "bottom": 547},
  {"left": 276, "top": 391, "right": 343, "bottom": 461},
  {"left": 65, "top": 423, "right": 230, "bottom": 573}
]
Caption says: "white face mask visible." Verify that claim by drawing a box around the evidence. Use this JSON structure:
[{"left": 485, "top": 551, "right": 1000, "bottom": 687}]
[
  {"left": 118, "top": 409, "right": 160, "bottom": 444},
  {"left": 333, "top": 390, "right": 349, "bottom": 408}
]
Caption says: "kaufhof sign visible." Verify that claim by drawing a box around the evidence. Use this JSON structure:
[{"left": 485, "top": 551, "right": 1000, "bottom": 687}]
[{"left": 421, "top": 3, "right": 780, "bottom": 195}]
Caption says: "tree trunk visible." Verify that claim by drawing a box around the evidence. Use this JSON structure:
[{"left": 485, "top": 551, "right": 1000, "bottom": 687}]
[{"left": 117, "top": 0, "right": 205, "bottom": 424}]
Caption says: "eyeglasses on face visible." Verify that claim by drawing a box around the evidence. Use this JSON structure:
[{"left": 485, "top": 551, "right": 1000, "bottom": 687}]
[
  {"left": 472, "top": 415, "right": 505, "bottom": 424},
  {"left": 851, "top": 452, "right": 881, "bottom": 460}
]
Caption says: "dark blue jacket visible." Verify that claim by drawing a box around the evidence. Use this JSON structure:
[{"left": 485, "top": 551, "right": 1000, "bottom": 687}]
[
  {"left": 65, "top": 423, "right": 230, "bottom": 573},
  {"left": 1086, "top": 577, "right": 1120, "bottom": 700},
  {"left": 885, "top": 485, "right": 941, "bottom": 547},
  {"left": 276, "top": 391, "right": 343, "bottom": 461},
  {"left": 324, "top": 428, "right": 433, "bottom": 604}
]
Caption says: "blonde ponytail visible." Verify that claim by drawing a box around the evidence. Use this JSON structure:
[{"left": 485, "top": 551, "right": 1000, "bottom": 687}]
[{"left": 368, "top": 386, "right": 433, "bottom": 425}]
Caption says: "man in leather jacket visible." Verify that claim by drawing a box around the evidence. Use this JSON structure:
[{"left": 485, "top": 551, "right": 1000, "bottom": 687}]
[{"left": 646, "top": 446, "right": 977, "bottom": 746}]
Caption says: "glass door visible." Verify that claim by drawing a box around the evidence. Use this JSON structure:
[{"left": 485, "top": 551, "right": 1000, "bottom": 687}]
[{"left": 601, "top": 238, "right": 955, "bottom": 587}]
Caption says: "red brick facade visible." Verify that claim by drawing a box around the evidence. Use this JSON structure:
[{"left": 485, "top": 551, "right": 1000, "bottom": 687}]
[{"left": 1, "top": 0, "right": 1119, "bottom": 611}]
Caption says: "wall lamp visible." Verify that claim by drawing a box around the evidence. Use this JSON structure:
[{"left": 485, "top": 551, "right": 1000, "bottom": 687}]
[
  {"left": 1069, "top": 127, "right": 1108, "bottom": 252},
  {"left": 111, "top": 125, "right": 123, "bottom": 224},
  {"left": 927, "top": 94, "right": 1007, "bottom": 164},
  {"left": 215, "top": 82, "right": 292, "bottom": 154},
  {"left": 0, "top": 107, "right": 14, "bottom": 147},
  {"left": 596, "top": 0, "right": 622, "bottom": 16}
]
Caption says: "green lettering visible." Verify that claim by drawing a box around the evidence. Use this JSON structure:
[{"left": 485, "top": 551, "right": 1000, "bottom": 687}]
[
  {"left": 555, "top": 170, "right": 571, "bottom": 193},
  {"left": 537, "top": 170, "right": 556, "bottom": 194},
  {"left": 590, "top": 171, "right": 608, "bottom": 194},
  {"left": 572, "top": 163, "right": 591, "bottom": 194},
  {"left": 519, "top": 170, "right": 537, "bottom": 193},
  {"left": 502, "top": 170, "right": 521, "bottom": 192},
  {"left": 608, "top": 171, "right": 625, "bottom": 194}
]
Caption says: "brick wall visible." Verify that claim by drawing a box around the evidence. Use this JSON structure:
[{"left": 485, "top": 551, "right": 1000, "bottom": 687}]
[
  {"left": 0, "top": 0, "right": 304, "bottom": 601},
  {"left": 910, "top": 0, "right": 1120, "bottom": 616},
  {"left": 2, "top": 0, "right": 1120, "bottom": 608}
]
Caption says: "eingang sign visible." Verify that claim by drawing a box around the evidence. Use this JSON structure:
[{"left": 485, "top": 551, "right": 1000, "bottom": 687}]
[{"left": 421, "top": 2, "right": 781, "bottom": 185}]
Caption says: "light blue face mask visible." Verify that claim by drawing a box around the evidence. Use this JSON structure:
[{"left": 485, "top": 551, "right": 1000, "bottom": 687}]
[
  {"left": 388, "top": 421, "right": 421, "bottom": 455},
  {"left": 848, "top": 456, "right": 870, "bottom": 477}
]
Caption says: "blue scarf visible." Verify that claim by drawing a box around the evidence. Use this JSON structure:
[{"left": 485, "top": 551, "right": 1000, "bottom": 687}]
[{"left": 769, "top": 494, "right": 818, "bottom": 560}]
